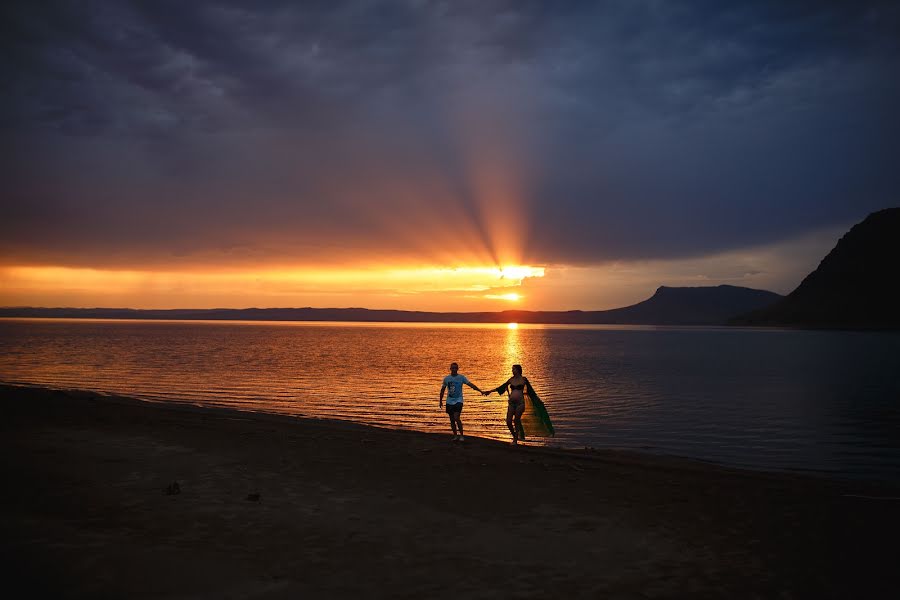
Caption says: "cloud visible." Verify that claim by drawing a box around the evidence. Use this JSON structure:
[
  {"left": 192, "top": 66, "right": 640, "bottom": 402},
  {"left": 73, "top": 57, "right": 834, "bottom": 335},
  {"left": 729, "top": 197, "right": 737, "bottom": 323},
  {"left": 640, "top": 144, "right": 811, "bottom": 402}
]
[{"left": 2, "top": 0, "right": 899, "bottom": 270}]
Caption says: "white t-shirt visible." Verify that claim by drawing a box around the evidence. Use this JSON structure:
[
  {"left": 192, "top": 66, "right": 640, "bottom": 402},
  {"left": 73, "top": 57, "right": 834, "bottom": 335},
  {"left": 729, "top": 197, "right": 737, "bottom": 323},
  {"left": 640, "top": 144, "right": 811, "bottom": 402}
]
[{"left": 442, "top": 374, "right": 470, "bottom": 405}]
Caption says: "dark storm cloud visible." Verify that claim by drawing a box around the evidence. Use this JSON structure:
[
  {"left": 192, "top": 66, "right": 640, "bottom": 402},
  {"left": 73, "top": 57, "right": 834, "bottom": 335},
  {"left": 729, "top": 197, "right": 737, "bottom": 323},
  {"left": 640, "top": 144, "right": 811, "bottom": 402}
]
[{"left": 2, "top": 0, "right": 899, "bottom": 267}]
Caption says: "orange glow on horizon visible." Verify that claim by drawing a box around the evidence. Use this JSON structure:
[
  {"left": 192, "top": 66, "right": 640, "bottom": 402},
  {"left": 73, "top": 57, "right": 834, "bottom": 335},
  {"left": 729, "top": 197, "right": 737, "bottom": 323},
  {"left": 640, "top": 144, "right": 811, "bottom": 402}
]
[{"left": 0, "top": 263, "right": 544, "bottom": 311}]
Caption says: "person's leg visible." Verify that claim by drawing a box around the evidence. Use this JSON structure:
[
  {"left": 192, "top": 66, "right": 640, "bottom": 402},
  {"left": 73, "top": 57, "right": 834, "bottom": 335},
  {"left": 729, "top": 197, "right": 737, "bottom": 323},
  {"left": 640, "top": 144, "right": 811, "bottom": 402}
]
[
  {"left": 455, "top": 410, "right": 464, "bottom": 439},
  {"left": 506, "top": 404, "right": 517, "bottom": 442},
  {"left": 513, "top": 402, "right": 525, "bottom": 442},
  {"left": 447, "top": 407, "right": 458, "bottom": 437}
]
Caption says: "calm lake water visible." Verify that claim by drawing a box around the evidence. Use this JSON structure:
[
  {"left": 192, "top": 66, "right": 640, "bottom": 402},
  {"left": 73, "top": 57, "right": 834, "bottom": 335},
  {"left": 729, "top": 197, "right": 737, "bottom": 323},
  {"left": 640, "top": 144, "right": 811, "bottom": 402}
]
[{"left": 2, "top": 318, "right": 899, "bottom": 482}]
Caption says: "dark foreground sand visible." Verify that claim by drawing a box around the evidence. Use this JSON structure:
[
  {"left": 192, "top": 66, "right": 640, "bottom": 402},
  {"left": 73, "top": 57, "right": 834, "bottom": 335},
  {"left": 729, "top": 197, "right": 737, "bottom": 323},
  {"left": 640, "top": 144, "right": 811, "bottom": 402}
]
[{"left": 1, "top": 384, "right": 898, "bottom": 599}]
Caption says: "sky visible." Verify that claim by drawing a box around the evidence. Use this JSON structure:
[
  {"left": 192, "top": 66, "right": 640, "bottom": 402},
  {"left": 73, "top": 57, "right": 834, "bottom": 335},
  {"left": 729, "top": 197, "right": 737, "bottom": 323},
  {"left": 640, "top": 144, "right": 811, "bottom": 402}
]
[{"left": 2, "top": 0, "right": 899, "bottom": 311}]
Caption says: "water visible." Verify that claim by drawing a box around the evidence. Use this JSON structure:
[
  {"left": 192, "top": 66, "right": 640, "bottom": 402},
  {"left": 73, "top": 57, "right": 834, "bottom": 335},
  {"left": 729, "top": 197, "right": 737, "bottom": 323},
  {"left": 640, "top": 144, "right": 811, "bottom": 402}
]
[{"left": 2, "top": 318, "right": 899, "bottom": 482}]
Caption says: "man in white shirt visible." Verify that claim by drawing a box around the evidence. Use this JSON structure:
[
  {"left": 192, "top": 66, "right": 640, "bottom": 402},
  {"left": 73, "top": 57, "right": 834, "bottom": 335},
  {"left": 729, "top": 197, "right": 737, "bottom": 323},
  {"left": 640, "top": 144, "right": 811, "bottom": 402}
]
[{"left": 439, "top": 362, "right": 484, "bottom": 442}]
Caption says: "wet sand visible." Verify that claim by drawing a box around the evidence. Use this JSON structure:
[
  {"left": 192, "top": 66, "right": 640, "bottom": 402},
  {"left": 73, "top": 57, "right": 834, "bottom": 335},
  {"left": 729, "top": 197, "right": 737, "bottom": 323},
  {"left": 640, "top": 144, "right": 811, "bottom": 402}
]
[{"left": 1, "top": 383, "right": 897, "bottom": 598}]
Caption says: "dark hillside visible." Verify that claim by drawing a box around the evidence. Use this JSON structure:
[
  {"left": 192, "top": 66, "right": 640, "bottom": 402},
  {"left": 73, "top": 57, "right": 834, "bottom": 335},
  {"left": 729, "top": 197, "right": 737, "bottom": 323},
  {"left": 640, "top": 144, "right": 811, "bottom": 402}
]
[{"left": 732, "top": 208, "right": 900, "bottom": 329}]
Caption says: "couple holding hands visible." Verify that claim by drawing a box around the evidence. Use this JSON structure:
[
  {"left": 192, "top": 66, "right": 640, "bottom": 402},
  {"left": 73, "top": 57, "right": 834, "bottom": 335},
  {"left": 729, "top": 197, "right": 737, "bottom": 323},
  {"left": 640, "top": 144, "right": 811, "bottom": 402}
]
[{"left": 439, "top": 361, "right": 541, "bottom": 445}]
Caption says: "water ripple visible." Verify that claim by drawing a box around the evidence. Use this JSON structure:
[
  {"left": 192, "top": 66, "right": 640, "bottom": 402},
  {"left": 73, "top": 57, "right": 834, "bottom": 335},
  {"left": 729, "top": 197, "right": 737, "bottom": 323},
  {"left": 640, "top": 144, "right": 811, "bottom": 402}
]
[{"left": 2, "top": 318, "right": 899, "bottom": 482}]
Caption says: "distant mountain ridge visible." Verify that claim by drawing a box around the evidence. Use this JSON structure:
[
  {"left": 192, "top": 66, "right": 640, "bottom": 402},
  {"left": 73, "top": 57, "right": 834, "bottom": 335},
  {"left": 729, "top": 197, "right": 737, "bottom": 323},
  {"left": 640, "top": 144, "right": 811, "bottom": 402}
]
[
  {"left": 0, "top": 284, "right": 781, "bottom": 325},
  {"left": 732, "top": 208, "right": 900, "bottom": 329},
  {"left": 590, "top": 285, "right": 782, "bottom": 325}
]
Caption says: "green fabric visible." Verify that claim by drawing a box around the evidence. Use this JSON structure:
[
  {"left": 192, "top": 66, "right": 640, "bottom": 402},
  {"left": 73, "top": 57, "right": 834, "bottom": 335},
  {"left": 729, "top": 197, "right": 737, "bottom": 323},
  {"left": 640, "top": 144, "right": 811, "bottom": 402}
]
[{"left": 520, "top": 383, "right": 555, "bottom": 438}]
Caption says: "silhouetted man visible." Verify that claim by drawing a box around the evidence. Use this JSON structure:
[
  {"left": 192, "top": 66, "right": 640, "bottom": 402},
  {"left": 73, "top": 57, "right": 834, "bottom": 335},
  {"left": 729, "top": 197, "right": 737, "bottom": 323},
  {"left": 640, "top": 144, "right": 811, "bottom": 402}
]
[{"left": 439, "top": 362, "right": 483, "bottom": 442}]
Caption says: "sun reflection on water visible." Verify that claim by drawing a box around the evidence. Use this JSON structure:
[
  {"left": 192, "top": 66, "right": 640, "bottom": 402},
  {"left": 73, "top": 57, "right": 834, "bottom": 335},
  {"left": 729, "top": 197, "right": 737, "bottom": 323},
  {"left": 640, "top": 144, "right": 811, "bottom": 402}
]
[{"left": 504, "top": 322, "right": 522, "bottom": 368}]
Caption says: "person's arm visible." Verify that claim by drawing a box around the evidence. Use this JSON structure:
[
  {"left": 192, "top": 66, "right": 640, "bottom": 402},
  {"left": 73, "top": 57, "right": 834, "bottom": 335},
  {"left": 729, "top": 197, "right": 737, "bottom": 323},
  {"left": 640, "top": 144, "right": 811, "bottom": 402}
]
[
  {"left": 465, "top": 380, "right": 483, "bottom": 394},
  {"left": 439, "top": 384, "right": 446, "bottom": 408},
  {"left": 484, "top": 378, "right": 511, "bottom": 396}
]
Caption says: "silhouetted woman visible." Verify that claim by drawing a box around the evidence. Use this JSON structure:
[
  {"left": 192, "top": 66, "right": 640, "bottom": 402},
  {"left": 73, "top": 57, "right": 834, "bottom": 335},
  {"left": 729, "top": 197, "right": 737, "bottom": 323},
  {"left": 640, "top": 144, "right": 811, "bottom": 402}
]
[{"left": 483, "top": 364, "right": 530, "bottom": 445}]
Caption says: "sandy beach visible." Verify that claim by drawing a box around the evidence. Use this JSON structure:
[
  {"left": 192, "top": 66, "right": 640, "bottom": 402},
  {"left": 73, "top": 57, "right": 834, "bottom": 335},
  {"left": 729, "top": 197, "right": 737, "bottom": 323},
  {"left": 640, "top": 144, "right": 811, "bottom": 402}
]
[{"left": 1, "top": 383, "right": 897, "bottom": 598}]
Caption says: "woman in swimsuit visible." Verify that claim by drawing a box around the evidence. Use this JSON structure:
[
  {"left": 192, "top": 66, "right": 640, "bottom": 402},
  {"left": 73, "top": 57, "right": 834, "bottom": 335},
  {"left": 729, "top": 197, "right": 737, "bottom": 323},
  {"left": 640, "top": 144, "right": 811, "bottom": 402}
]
[{"left": 483, "top": 364, "right": 529, "bottom": 445}]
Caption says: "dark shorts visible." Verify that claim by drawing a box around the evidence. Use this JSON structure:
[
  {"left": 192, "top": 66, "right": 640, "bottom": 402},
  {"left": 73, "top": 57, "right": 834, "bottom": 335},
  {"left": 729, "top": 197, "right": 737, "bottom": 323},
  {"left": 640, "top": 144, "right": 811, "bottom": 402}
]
[{"left": 445, "top": 402, "right": 463, "bottom": 414}]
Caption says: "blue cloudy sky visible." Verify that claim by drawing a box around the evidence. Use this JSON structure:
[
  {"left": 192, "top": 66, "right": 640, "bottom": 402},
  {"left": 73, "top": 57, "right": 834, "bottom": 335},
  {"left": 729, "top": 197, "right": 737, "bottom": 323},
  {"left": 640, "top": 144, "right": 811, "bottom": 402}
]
[{"left": 1, "top": 1, "right": 898, "bottom": 309}]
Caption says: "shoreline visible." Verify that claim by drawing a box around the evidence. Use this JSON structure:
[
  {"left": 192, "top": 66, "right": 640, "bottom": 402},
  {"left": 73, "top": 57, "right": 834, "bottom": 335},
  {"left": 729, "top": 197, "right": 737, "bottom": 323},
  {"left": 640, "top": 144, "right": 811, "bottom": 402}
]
[
  {"left": 0, "top": 381, "right": 811, "bottom": 476},
  {"left": 3, "top": 383, "right": 898, "bottom": 597},
  {"left": 4, "top": 380, "right": 894, "bottom": 487}
]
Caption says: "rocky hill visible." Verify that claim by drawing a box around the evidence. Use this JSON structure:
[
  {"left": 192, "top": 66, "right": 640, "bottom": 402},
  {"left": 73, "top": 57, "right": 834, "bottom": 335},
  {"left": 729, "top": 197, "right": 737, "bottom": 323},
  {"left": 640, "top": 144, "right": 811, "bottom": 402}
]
[
  {"left": 589, "top": 285, "right": 782, "bottom": 325},
  {"left": 732, "top": 208, "right": 900, "bottom": 329}
]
